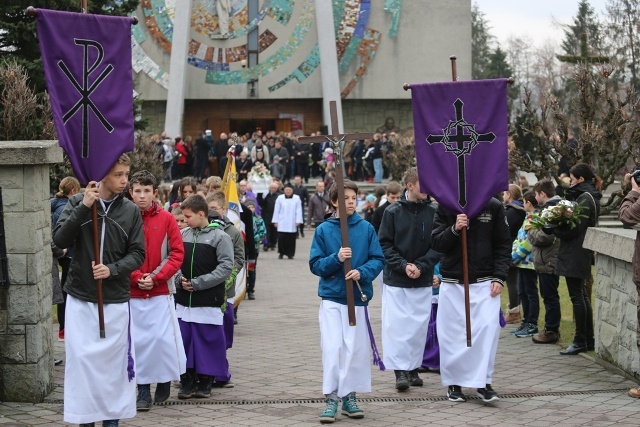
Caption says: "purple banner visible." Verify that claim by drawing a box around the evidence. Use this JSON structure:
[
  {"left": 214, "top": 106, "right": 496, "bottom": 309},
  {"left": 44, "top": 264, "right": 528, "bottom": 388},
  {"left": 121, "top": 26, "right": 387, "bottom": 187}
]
[
  {"left": 412, "top": 79, "right": 509, "bottom": 218},
  {"left": 36, "top": 9, "right": 134, "bottom": 185}
]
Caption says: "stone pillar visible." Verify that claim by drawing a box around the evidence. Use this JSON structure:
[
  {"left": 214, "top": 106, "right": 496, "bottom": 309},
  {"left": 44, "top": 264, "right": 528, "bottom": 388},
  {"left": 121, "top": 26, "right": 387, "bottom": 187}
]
[
  {"left": 164, "top": 0, "right": 193, "bottom": 138},
  {"left": 314, "top": 0, "right": 343, "bottom": 132},
  {"left": 0, "top": 140, "right": 63, "bottom": 402},
  {"left": 584, "top": 227, "right": 640, "bottom": 380}
]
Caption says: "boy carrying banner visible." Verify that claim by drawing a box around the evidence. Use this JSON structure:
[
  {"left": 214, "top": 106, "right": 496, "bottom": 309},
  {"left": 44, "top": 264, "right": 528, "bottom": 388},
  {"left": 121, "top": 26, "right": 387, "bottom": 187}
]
[{"left": 53, "top": 155, "right": 145, "bottom": 426}]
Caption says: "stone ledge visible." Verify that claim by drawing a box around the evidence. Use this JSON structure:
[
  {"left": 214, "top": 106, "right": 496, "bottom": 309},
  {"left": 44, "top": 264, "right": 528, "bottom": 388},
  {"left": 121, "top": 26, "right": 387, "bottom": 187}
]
[
  {"left": 584, "top": 227, "right": 636, "bottom": 263},
  {"left": 0, "top": 141, "right": 62, "bottom": 165}
]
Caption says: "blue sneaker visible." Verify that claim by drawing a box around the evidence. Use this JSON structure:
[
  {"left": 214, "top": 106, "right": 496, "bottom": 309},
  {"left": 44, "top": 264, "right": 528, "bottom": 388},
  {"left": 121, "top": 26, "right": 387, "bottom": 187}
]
[
  {"left": 341, "top": 393, "right": 364, "bottom": 419},
  {"left": 514, "top": 323, "right": 538, "bottom": 338},
  {"left": 510, "top": 323, "right": 526, "bottom": 335},
  {"left": 319, "top": 398, "right": 339, "bottom": 423}
]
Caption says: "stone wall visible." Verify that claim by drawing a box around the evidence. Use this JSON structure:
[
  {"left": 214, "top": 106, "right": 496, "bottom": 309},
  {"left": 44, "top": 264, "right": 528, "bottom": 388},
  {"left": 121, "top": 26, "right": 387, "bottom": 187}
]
[
  {"left": 0, "top": 140, "right": 62, "bottom": 402},
  {"left": 584, "top": 227, "right": 640, "bottom": 379}
]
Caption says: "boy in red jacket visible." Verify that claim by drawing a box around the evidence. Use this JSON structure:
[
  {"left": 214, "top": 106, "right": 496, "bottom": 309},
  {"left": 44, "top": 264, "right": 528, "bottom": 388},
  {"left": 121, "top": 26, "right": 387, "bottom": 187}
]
[{"left": 129, "top": 171, "right": 186, "bottom": 410}]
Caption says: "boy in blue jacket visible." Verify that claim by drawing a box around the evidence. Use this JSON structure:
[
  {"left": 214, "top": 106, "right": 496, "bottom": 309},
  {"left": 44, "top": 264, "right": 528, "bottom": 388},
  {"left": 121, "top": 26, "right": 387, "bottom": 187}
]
[{"left": 309, "top": 179, "right": 385, "bottom": 424}]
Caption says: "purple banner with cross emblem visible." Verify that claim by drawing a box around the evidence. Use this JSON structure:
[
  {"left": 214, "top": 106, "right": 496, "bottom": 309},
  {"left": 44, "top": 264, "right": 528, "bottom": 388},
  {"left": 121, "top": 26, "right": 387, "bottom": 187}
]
[
  {"left": 411, "top": 79, "right": 509, "bottom": 218},
  {"left": 36, "top": 9, "right": 134, "bottom": 185}
]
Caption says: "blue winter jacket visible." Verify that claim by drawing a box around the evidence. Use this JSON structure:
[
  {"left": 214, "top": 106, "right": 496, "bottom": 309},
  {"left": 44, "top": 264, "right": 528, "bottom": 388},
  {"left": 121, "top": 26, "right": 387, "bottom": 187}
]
[{"left": 309, "top": 213, "right": 384, "bottom": 306}]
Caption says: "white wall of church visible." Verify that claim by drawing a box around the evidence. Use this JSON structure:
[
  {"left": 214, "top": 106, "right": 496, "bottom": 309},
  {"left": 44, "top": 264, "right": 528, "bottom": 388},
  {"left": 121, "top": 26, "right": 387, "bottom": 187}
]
[{"left": 134, "top": 0, "right": 471, "bottom": 103}]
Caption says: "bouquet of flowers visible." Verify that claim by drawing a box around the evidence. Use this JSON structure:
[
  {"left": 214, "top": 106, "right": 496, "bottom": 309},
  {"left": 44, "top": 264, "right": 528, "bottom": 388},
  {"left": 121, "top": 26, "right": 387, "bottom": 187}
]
[
  {"left": 248, "top": 163, "right": 271, "bottom": 194},
  {"left": 529, "top": 199, "right": 588, "bottom": 230},
  {"left": 248, "top": 163, "right": 270, "bottom": 179}
]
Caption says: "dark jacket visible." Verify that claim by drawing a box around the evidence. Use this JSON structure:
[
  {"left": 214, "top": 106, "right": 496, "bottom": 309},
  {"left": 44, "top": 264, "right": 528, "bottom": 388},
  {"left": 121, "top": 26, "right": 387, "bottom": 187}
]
[
  {"left": 527, "top": 196, "right": 561, "bottom": 274},
  {"left": 504, "top": 201, "right": 526, "bottom": 241},
  {"left": 258, "top": 190, "right": 282, "bottom": 223},
  {"left": 53, "top": 193, "right": 145, "bottom": 303},
  {"left": 553, "top": 181, "right": 601, "bottom": 279},
  {"left": 619, "top": 189, "right": 640, "bottom": 286},
  {"left": 371, "top": 200, "right": 391, "bottom": 233},
  {"left": 308, "top": 191, "right": 331, "bottom": 226},
  {"left": 293, "top": 185, "right": 309, "bottom": 208},
  {"left": 351, "top": 140, "right": 365, "bottom": 165},
  {"left": 378, "top": 198, "right": 440, "bottom": 288},
  {"left": 431, "top": 198, "right": 511, "bottom": 284},
  {"left": 175, "top": 222, "right": 234, "bottom": 308}
]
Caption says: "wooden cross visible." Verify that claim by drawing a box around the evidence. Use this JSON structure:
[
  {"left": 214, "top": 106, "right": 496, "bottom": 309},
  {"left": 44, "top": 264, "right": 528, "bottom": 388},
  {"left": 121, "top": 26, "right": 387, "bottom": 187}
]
[
  {"left": 298, "top": 101, "right": 373, "bottom": 326},
  {"left": 557, "top": 31, "right": 609, "bottom": 64}
]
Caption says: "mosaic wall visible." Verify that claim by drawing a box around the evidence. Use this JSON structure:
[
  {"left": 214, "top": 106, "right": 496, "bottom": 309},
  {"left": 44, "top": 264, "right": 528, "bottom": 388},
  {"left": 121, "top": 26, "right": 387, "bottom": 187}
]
[{"left": 132, "top": 0, "right": 403, "bottom": 97}]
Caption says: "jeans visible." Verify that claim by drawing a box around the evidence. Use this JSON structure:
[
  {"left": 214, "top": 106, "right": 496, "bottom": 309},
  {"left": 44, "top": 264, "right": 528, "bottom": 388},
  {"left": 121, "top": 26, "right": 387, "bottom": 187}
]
[
  {"left": 517, "top": 268, "right": 539, "bottom": 325},
  {"left": 373, "top": 158, "right": 383, "bottom": 183},
  {"left": 506, "top": 266, "right": 520, "bottom": 310},
  {"left": 565, "top": 276, "right": 594, "bottom": 346},
  {"left": 538, "top": 273, "right": 560, "bottom": 332}
]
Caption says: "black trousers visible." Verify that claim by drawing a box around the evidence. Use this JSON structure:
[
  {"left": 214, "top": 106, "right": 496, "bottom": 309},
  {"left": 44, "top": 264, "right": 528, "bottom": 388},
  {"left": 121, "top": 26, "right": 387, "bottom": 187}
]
[
  {"left": 266, "top": 223, "right": 278, "bottom": 248},
  {"left": 565, "top": 276, "right": 594, "bottom": 346},
  {"left": 277, "top": 232, "right": 297, "bottom": 258}
]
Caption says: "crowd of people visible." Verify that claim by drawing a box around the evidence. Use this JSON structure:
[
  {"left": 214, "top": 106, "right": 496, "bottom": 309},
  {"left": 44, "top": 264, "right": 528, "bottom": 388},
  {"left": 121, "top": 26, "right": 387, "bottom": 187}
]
[
  {"left": 48, "top": 130, "right": 613, "bottom": 425},
  {"left": 150, "top": 128, "right": 397, "bottom": 185}
]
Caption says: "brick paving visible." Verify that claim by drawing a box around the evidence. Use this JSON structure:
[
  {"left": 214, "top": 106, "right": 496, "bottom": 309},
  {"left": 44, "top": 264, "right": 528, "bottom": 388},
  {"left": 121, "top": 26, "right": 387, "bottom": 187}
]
[{"left": 2, "top": 231, "right": 640, "bottom": 425}]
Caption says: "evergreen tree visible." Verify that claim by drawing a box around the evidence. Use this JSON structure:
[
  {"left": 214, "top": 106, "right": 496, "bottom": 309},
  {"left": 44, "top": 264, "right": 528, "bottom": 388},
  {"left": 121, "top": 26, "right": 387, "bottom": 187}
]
[
  {"left": 605, "top": 0, "right": 640, "bottom": 92},
  {"left": 471, "top": 2, "right": 494, "bottom": 80},
  {"left": 560, "top": 0, "right": 605, "bottom": 58}
]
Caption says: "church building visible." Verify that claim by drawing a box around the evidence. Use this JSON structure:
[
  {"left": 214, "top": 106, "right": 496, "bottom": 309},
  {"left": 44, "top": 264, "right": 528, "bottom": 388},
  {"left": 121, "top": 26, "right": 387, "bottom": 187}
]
[{"left": 133, "top": 0, "right": 471, "bottom": 138}]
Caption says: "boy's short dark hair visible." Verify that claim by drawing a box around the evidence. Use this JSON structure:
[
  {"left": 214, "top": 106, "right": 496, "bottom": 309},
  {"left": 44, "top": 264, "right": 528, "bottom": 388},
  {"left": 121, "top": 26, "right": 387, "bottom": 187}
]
[
  {"left": 130, "top": 170, "right": 158, "bottom": 190},
  {"left": 328, "top": 179, "right": 359, "bottom": 203},
  {"left": 523, "top": 190, "right": 537, "bottom": 206},
  {"left": 533, "top": 178, "right": 555, "bottom": 198},
  {"left": 386, "top": 181, "right": 402, "bottom": 195},
  {"left": 180, "top": 195, "right": 208, "bottom": 215}
]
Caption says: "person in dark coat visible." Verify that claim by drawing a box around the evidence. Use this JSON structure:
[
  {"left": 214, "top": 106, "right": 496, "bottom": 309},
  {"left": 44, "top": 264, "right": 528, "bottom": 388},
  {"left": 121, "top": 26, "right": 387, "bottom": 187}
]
[
  {"left": 351, "top": 140, "right": 365, "bottom": 181},
  {"left": 257, "top": 182, "right": 282, "bottom": 250},
  {"left": 292, "top": 175, "right": 309, "bottom": 237},
  {"left": 549, "top": 163, "right": 601, "bottom": 355}
]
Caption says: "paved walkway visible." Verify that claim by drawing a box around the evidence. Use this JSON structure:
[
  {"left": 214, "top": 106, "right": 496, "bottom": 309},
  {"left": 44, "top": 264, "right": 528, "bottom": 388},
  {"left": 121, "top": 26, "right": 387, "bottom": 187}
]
[{"left": 2, "top": 232, "right": 640, "bottom": 426}]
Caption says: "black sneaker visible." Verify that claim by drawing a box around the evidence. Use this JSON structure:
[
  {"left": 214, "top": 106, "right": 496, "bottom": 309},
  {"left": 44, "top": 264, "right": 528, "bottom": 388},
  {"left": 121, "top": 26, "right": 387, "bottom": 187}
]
[
  {"left": 447, "top": 385, "right": 467, "bottom": 402},
  {"left": 394, "top": 370, "right": 409, "bottom": 391},
  {"left": 136, "top": 384, "right": 152, "bottom": 411},
  {"left": 247, "top": 292, "right": 255, "bottom": 300},
  {"left": 408, "top": 369, "right": 423, "bottom": 387},
  {"left": 477, "top": 384, "right": 499, "bottom": 403},
  {"left": 194, "top": 375, "right": 212, "bottom": 398},
  {"left": 178, "top": 373, "right": 197, "bottom": 399}
]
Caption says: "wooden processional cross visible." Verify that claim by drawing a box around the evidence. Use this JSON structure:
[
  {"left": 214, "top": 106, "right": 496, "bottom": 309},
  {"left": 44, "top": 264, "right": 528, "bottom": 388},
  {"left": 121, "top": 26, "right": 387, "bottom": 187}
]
[
  {"left": 556, "top": 31, "right": 610, "bottom": 65},
  {"left": 298, "top": 101, "right": 373, "bottom": 326}
]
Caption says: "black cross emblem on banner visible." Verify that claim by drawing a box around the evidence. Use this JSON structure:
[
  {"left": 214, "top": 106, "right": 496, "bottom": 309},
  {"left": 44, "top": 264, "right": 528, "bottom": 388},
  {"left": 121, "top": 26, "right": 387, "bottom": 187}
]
[
  {"left": 426, "top": 98, "right": 496, "bottom": 207},
  {"left": 58, "top": 39, "right": 115, "bottom": 158}
]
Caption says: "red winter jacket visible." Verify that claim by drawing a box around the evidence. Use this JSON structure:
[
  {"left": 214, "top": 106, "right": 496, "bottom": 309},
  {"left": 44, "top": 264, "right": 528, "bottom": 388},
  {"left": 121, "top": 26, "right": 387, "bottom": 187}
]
[
  {"left": 176, "top": 141, "right": 189, "bottom": 165},
  {"left": 130, "top": 202, "right": 185, "bottom": 298}
]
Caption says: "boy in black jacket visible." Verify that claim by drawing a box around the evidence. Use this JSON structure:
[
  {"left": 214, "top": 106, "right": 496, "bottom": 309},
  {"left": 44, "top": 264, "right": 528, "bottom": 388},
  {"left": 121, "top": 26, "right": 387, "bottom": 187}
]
[
  {"left": 378, "top": 168, "right": 441, "bottom": 391},
  {"left": 431, "top": 198, "right": 511, "bottom": 403},
  {"left": 53, "top": 154, "right": 145, "bottom": 427}
]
